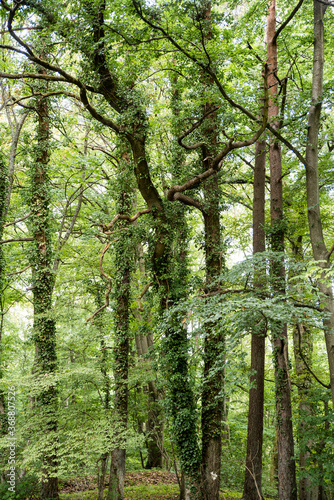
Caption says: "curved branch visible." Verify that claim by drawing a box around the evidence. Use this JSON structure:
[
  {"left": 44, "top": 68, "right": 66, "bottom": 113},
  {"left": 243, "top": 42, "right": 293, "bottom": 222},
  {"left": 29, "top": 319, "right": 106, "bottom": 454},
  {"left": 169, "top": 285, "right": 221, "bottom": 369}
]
[
  {"left": 102, "top": 208, "right": 151, "bottom": 233},
  {"left": 273, "top": 0, "right": 305, "bottom": 43},
  {"left": 168, "top": 66, "right": 269, "bottom": 206},
  {"left": 178, "top": 106, "right": 220, "bottom": 150},
  {"left": 297, "top": 324, "right": 330, "bottom": 388}
]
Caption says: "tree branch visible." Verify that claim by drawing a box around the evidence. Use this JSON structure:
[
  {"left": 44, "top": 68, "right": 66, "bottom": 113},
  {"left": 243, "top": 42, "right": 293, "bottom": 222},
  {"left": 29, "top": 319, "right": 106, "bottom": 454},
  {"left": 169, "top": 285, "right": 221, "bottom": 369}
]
[
  {"left": 297, "top": 324, "right": 330, "bottom": 388},
  {"left": 273, "top": 0, "right": 305, "bottom": 43},
  {"left": 102, "top": 209, "right": 151, "bottom": 234},
  {"left": 0, "top": 237, "right": 33, "bottom": 244},
  {"left": 86, "top": 241, "right": 113, "bottom": 324}
]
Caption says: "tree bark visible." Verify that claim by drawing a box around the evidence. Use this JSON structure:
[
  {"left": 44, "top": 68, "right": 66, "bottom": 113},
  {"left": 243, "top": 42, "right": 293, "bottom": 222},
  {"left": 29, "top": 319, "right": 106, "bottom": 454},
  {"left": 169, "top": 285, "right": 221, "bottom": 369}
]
[
  {"left": 292, "top": 323, "right": 318, "bottom": 500},
  {"left": 30, "top": 79, "right": 59, "bottom": 500},
  {"left": 199, "top": 6, "right": 225, "bottom": 499},
  {"left": 305, "top": 0, "right": 334, "bottom": 408},
  {"left": 134, "top": 242, "right": 163, "bottom": 470},
  {"left": 0, "top": 152, "right": 8, "bottom": 445},
  {"left": 108, "top": 162, "right": 132, "bottom": 500},
  {"left": 267, "top": 2, "right": 297, "bottom": 499},
  {"left": 201, "top": 168, "right": 224, "bottom": 500},
  {"left": 243, "top": 140, "right": 266, "bottom": 500}
]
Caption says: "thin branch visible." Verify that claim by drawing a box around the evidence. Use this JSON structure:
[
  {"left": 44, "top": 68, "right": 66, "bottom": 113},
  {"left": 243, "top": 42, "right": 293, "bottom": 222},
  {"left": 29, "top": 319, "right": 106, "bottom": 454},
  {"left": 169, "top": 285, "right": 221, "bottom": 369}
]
[
  {"left": 3, "top": 212, "right": 32, "bottom": 227},
  {"left": 168, "top": 67, "right": 269, "bottom": 205},
  {"left": 297, "top": 324, "right": 331, "bottom": 388},
  {"left": 0, "top": 237, "right": 33, "bottom": 244},
  {"left": 8, "top": 264, "right": 31, "bottom": 276},
  {"left": 86, "top": 242, "right": 112, "bottom": 324},
  {"left": 273, "top": 0, "right": 305, "bottom": 43},
  {"left": 177, "top": 106, "right": 220, "bottom": 150},
  {"left": 136, "top": 282, "right": 153, "bottom": 311},
  {"left": 327, "top": 243, "right": 334, "bottom": 259}
]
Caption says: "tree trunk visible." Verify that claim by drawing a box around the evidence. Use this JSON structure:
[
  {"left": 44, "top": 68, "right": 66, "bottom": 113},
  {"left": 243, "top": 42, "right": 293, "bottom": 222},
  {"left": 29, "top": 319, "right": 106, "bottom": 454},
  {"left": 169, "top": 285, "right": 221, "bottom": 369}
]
[
  {"left": 0, "top": 153, "right": 7, "bottom": 446},
  {"left": 96, "top": 291, "right": 111, "bottom": 500},
  {"left": 243, "top": 140, "right": 266, "bottom": 500},
  {"left": 108, "top": 164, "right": 132, "bottom": 500},
  {"left": 201, "top": 171, "right": 223, "bottom": 500},
  {"left": 30, "top": 80, "right": 59, "bottom": 500},
  {"left": 305, "top": 0, "right": 334, "bottom": 408},
  {"left": 292, "top": 323, "right": 318, "bottom": 500},
  {"left": 200, "top": 6, "right": 225, "bottom": 498},
  {"left": 267, "top": 2, "right": 297, "bottom": 499},
  {"left": 87, "top": 4, "right": 202, "bottom": 494},
  {"left": 134, "top": 241, "right": 163, "bottom": 470},
  {"left": 131, "top": 138, "right": 202, "bottom": 498}
]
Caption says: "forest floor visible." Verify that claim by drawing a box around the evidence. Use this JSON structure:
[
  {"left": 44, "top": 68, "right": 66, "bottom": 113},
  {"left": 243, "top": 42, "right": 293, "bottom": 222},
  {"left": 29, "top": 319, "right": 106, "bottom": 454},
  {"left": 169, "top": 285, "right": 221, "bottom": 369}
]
[{"left": 59, "top": 470, "right": 242, "bottom": 499}]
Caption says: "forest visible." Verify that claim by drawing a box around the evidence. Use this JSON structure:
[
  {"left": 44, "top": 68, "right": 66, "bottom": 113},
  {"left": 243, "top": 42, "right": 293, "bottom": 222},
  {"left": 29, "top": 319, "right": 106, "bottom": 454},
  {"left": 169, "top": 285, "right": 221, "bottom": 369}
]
[{"left": 0, "top": 0, "right": 333, "bottom": 499}]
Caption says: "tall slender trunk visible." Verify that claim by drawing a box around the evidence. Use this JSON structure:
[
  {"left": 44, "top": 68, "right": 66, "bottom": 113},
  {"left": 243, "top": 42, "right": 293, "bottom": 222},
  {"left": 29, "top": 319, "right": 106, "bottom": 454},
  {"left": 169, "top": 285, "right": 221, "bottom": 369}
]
[
  {"left": 0, "top": 94, "right": 26, "bottom": 466},
  {"left": 95, "top": 291, "right": 111, "bottom": 500},
  {"left": 108, "top": 158, "right": 132, "bottom": 500},
  {"left": 267, "top": 2, "right": 297, "bottom": 498},
  {"left": 200, "top": 5, "right": 225, "bottom": 499},
  {"left": 292, "top": 323, "right": 318, "bottom": 500},
  {"left": 134, "top": 241, "right": 163, "bottom": 470},
  {"left": 305, "top": 0, "right": 334, "bottom": 407},
  {"left": 289, "top": 239, "right": 318, "bottom": 500},
  {"left": 243, "top": 139, "right": 266, "bottom": 500},
  {"left": 201, "top": 169, "right": 223, "bottom": 500},
  {"left": 30, "top": 82, "right": 59, "bottom": 500},
  {"left": 0, "top": 153, "right": 8, "bottom": 446}
]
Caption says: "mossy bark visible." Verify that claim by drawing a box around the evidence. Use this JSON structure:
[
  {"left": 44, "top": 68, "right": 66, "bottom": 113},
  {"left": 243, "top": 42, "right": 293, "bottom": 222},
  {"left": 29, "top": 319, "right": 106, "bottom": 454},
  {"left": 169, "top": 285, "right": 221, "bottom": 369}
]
[{"left": 30, "top": 82, "right": 59, "bottom": 500}]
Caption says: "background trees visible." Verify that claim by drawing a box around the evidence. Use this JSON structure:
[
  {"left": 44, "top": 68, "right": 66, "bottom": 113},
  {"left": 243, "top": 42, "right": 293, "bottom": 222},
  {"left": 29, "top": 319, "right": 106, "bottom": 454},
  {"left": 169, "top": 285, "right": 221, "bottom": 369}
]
[{"left": 0, "top": 0, "right": 333, "bottom": 499}]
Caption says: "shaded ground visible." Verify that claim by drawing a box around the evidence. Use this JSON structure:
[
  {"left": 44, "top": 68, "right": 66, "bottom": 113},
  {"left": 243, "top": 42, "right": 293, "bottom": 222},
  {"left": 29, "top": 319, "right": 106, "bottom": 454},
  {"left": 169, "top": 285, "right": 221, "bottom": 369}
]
[
  {"left": 59, "top": 471, "right": 243, "bottom": 499},
  {"left": 60, "top": 470, "right": 178, "bottom": 494}
]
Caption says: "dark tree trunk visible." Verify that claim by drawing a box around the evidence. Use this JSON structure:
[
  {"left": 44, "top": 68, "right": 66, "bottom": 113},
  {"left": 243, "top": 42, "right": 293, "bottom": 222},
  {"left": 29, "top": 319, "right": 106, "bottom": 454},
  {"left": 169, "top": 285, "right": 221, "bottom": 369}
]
[
  {"left": 30, "top": 82, "right": 59, "bottom": 500},
  {"left": 243, "top": 140, "right": 266, "bottom": 500},
  {"left": 289, "top": 239, "right": 318, "bottom": 500},
  {"left": 267, "top": 2, "right": 297, "bottom": 499}
]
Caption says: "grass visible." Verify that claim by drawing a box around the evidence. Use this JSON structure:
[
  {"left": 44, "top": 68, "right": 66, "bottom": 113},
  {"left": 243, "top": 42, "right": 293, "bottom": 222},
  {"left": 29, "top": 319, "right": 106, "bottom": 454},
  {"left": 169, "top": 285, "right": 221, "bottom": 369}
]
[
  {"left": 60, "top": 483, "right": 179, "bottom": 500},
  {"left": 60, "top": 485, "right": 243, "bottom": 500}
]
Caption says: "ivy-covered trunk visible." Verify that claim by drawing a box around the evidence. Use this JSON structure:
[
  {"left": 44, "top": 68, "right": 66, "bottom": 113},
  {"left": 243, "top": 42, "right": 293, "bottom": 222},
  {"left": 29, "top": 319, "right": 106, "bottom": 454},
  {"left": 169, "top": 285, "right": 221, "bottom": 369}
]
[
  {"left": 30, "top": 85, "right": 59, "bottom": 499},
  {"left": 243, "top": 139, "right": 266, "bottom": 500},
  {"left": 201, "top": 174, "right": 223, "bottom": 500},
  {"left": 108, "top": 159, "right": 132, "bottom": 500},
  {"left": 267, "top": 2, "right": 297, "bottom": 498},
  {"left": 201, "top": 147, "right": 224, "bottom": 500},
  {"left": 130, "top": 133, "right": 202, "bottom": 500},
  {"left": 0, "top": 153, "right": 8, "bottom": 446},
  {"left": 85, "top": 4, "right": 202, "bottom": 495},
  {"left": 199, "top": 6, "right": 225, "bottom": 498}
]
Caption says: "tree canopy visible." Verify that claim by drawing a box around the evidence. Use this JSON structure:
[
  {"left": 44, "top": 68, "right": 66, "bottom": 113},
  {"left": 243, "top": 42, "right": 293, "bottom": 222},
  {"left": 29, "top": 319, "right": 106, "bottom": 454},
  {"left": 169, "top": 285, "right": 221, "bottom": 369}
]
[{"left": 0, "top": 1, "right": 333, "bottom": 500}]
